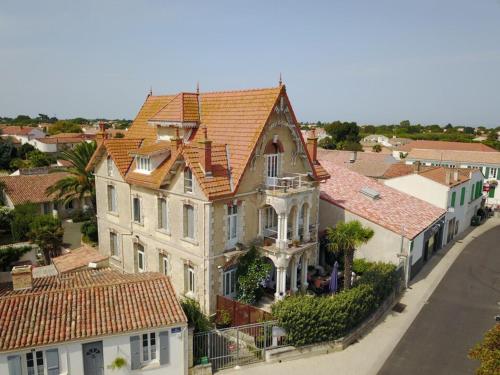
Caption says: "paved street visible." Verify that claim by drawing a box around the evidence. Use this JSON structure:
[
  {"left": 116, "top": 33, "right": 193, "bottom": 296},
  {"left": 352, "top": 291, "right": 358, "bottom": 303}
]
[{"left": 379, "top": 224, "right": 500, "bottom": 375}]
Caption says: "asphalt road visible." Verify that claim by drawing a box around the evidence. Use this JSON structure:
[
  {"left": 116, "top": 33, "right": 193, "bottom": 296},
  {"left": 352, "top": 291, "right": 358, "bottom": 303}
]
[{"left": 378, "top": 224, "right": 500, "bottom": 375}]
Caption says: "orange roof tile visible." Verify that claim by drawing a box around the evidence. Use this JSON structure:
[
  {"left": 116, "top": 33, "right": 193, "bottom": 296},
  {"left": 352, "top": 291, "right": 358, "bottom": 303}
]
[
  {"left": 0, "top": 173, "right": 69, "bottom": 205},
  {"left": 397, "top": 140, "right": 497, "bottom": 153},
  {"left": 52, "top": 245, "right": 109, "bottom": 274},
  {"left": 130, "top": 140, "right": 171, "bottom": 156},
  {"left": 149, "top": 93, "right": 200, "bottom": 123},
  {"left": 0, "top": 268, "right": 187, "bottom": 351},
  {"left": 418, "top": 167, "right": 474, "bottom": 187}
]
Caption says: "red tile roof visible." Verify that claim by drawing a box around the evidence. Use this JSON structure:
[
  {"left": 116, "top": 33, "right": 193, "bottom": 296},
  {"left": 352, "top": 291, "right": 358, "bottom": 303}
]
[
  {"left": 320, "top": 161, "right": 446, "bottom": 239},
  {"left": 381, "top": 162, "right": 433, "bottom": 179},
  {"left": 406, "top": 149, "right": 500, "bottom": 165},
  {"left": 0, "top": 268, "right": 187, "bottom": 352},
  {"left": 318, "top": 149, "right": 397, "bottom": 178},
  {"left": 417, "top": 167, "right": 474, "bottom": 187},
  {"left": 397, "top": 140, "right": 497, "bottom": 153},
  {"left": 52, "top": 245, "right": 109, "bottom": 274},
  {"left": 0, "top": 173, "right": 69, "bottom": 205},
  {"left": 0, "top": 126, "right": 37, "bottom": 136}
]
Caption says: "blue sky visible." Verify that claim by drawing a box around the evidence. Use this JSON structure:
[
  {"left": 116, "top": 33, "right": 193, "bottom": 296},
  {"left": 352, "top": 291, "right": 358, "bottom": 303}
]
[{"left": 1, "top": 0, "right": 499, "bottom": 126}]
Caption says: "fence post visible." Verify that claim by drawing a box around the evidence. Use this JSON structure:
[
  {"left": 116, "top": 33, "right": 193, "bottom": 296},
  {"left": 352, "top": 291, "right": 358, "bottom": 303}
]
[
  {"left": 236, "top": 327, "right": 240, "bottom": 366},
  {"left": 263, "top": 323, "right": 267, "bottom": 359}
]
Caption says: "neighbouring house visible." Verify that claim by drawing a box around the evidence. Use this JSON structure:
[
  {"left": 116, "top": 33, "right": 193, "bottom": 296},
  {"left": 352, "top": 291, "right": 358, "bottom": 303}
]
[
  {"left": 362, "top": 135, "right": 412, "bottom": 149},
  {"left": 379, "top": 162, "right": 434, "bottom": 180},
  {"left": 29, "top": 133, "right": 95, "bottom": 153},
  {"left": 402, "top": 149, "right": 500, "bottom": 206},
  {"left": 87, "top": 85, "right": 330, "bottom": 314},
  {"left": 0, "top": 172, "right": 88, "bottom": 217},
  {"left": 52, "top": 245, "right": 109, "bottom": 274},
  {"left": 393, "top": 140, "right": 497, "bottom": 159},
  {"left": 0, "top": 265, "right": 188, "bottom": 375},
  {"left": 0, "top": 125, "right": 45, "bottom": 144},
  {"left": 384, "top": 167, "right": 484, "bottom": 244},
  {"left": 318, "top": 148, "right": 398, "bottom": 179},
  {"left": 319, "top": 162, "right": 446, "bottom": 280}
]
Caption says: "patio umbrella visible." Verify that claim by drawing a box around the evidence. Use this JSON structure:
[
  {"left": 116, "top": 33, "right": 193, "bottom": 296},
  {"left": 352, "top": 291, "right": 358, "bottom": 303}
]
[{"left": 329, "top": 261, "right": 339, "bottom": 294}]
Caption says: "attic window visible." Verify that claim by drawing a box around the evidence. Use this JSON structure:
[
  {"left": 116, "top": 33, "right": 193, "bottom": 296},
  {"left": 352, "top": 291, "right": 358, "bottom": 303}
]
[{"left": 136, "top": 156, "right": 151, "bottom": 173}]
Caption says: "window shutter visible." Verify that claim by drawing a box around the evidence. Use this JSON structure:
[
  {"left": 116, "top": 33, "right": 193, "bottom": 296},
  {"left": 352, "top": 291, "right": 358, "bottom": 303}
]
[
  {"left": 7, "top": 355, "right": 21, "bottom": 375},
  {"left": 159, "top": 331, "right": 170, "bottom": 365},
  {"left": 485, "top": 167, "right": 490, "bottom": 177},
  {"left": 130, "top": 335, "right": 141, "bottom": 370},
  {"left": 460, "top": 187, "right": 465, "bottom": 206},
  {"left": 46, "top": 348, "right": 60, "bottom": 375}
]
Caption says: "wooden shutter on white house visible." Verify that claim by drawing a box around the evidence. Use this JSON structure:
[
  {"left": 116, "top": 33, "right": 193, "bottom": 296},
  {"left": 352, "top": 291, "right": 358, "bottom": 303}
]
[
  {"left": 159, "top": 330, "right": 170, "bottom": 365},
  {"left": 7, "top": 355, "right": 22, "bottom": 375},
  {"left": 130, "top": 335, "right": 141, "bottom": 370},
  {"left": 46, "top": 348, "right": 60, "bottom": 375}
]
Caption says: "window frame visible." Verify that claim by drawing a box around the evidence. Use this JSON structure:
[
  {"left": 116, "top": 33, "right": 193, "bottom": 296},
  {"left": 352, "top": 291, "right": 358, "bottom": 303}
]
[
  {"left": 107, "top": 185, "right": 117, "bottom": 213},
  {"left": 223, "top": 268, "right": 237, "bottom": 298},
  {"left": 136, "top": 156, "right": 152, "bottom": 173},
  {"left": 140, "top": 332, "right": 157, "bottom": 364},
  {"left": 26, "top": 350, "right": 46, "bottom": 375},
  {"left": 157, "top": 197, "right": 169, "bottom": 232},
  {"left": 265, "top": 153, "right": 280, "bottom": 186},
  {"left": 137, "top": 244, "right": 146, "bottom": 273},
  {"left": 110, "top": 231, "right": 119, "bottom": 257},
  {"left": 183, "top": 204, "right": 195, "bottom": 240},
  {"left": 133, "top": 196, "right": 142, "bottom": 224},
  {"left": 227, "top": 204, "right": 238, "bottom": 246},
  {"left": 188, "top": 266, "right": 195, "bottom": 294},
  {"left": 161, "top": 255, "right": 169, "bottom": 276},
  {"left": 184, "top": 168, "right": 193, "bottom": 193}
]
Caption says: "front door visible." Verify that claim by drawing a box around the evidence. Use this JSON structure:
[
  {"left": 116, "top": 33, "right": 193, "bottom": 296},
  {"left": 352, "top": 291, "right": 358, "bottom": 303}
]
[{"left": 82, "top": 341, "right": 104, "bottom": 375}]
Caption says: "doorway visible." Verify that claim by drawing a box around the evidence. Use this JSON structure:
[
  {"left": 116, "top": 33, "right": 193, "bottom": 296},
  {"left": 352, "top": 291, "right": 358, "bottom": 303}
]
[{"left": 82, "top": 341, "right": 104, "bottom": 375}]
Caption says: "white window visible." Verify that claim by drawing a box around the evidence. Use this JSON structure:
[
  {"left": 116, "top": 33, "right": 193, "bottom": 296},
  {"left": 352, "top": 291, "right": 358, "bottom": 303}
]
[
  {"left": 184, "top": 168, "right": 193, "bottom": 193},
  {"left": 161, "top": 255, "right": 169, "bottom": 276},
  {"left": 137, "top": 244, "right": 145, "bottom": 272},
  {"left": 26, "top": 349, "right": 59, "bottom": 375},
  {"left": 158, "top": 197, "right": 168, "bottom": 231},
  {"left": 110, "top": 231, "right": 119, "bottom": 257},
  {"left": 141, "top": 332, "right": 157, "bottom": 363},
  {"left": 266, "top": 154, "right": 279, "bottom": 186},
  {"left": 137, "top": 156, "right": 151, "bottom": 172},
  {"left": 107, "top": 185, "right": 117, "bottom": 212},
  {"left": 227, "top": 205, "right": 238, "bottom": 245},
  {"left": 490, "top": 168, "right": 498, "bottom": 178},
  {"left": 264, "top": 206, "right": 278, "bottom": 230},
  {"left": 133, "top": 197, "right": 141, "bottom": 223},
  {"left": 223, "top": 269, "right": 237, "bottom": 298},
  {"left": 188, "top": 266, "right": 195, "bottom": 294},
  {"left": 183, "top": 204, "right": 195, "bottom": 239},
  {"left": 107, "top": 157, "right": 114, "bottom": 176}
]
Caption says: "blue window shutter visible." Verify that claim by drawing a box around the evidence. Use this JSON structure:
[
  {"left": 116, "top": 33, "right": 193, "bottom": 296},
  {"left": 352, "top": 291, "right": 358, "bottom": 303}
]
[
  {"left": 7, "top": 355, "right": 22, "bottom": 375},
  {"left": 46, "top": 348, "right": 59, "bottom": 375},
  {"left": 130, "top": 335, "right": 141, "bottom": 370},
  {"left": 159, "top": 331, "right": 170, "bottom": 365}
]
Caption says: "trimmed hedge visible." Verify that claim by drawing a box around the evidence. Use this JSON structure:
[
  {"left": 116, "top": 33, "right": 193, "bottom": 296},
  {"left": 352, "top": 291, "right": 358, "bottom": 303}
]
[{"left": 272, "top": 261, "right": 399, "bottom": 347}]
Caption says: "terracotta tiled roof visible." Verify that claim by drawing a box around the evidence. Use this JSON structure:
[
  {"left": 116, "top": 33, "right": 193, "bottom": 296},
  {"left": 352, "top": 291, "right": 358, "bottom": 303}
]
[
  {"left": 320, "top": 161, "right": 446, "bottom": 239},
  {"left": 0, "top": 268, "right": 187, "bottom": 352},
  {"left": 149, "top": 93, "right": 200, "bottom": 123},
  {"left": 87, "top": 138, "right": 143, "bottom": 178},
  {"left": 0, "top": 173, "right": 69, "bottom": 205},
  {"left": 417, "top": 167, "right": 475, "bottom": 187},
  {"left": 397, "top": 140, "right": 497, "bottom": 153},
  {"left": 130, "top": 140, "right": 171, "bottom": 156},
  {"left": 406, "top": 149, "right": 500, "bottom": 165},
  {"left": 52, "top": 245, "right": 109, "bottom": 274},
  {"left": 381, "top": 162, "right": 433, "bottom": 179},
  {"left": 318, "top": 149, "right": 398, "bottom": 178},
  {"left": 0, "top": 126, "right": 37, "bottom": 136},
  {"left": 91, "top": 86, "right": 328, "bottom": 198}
]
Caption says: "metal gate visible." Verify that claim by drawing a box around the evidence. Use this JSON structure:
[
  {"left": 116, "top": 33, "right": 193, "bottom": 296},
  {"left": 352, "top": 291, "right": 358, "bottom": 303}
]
[{"left": 193, "top": 321, "right": 288, "bottom": 372}]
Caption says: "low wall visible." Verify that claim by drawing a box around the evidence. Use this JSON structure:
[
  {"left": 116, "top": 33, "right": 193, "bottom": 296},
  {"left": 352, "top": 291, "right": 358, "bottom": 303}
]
[{"left": 265, "top": 290, "right": 400, "bottom": 363}]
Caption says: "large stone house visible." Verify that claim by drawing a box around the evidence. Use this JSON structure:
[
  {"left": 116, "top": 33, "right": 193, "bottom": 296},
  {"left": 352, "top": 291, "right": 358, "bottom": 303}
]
[{"left": 87, "top": 85, "right": 330, "bottom": 314}]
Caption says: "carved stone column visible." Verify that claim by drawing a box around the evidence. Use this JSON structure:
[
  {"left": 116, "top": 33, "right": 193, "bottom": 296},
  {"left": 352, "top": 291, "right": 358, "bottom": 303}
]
[{"left": 300, "top": 254, "right": 309, "bottom": 291}]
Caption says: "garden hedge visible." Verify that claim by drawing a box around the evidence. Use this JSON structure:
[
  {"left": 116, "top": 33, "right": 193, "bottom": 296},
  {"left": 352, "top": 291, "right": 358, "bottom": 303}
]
[{"left": 272, "top": 261, "right": 399, "bottom": 346}]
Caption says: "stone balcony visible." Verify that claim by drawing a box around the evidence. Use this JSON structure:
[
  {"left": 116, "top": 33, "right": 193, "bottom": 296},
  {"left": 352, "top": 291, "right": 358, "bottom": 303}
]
[{"left": 263, "top": 173, "right": 315, "bottom": 198}]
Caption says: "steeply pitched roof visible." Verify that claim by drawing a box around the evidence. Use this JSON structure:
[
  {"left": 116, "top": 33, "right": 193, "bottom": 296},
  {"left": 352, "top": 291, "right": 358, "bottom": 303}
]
[
  {"left": 0, "top": 173, "right": 69, "bottom": 205},
  {"left": 0, "top": 268, "right": 187, "bottom": 352},
  {"left": 87, "top": 138, "right": 143, "bottom": 178},
  {"left": 318, "top": 149, "right": 397, "bottom": 178},
  {"left": 320, "top": 161, "right": 445, "bottom": 239},
  {"left": 397, "top": 140, "right": 497, "bottom": 153},
  {"left": 52, "top": 245, "right": 109, "bottom": 274},
  {"left": 406, "top": 148, "right": 500, "bottom": 165},
  {"left": 89, "top": 85, "right": 328, "bottom": 198}
]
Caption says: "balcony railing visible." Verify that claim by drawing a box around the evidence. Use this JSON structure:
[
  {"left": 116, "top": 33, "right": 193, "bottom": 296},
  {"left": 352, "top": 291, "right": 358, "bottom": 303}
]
[
  {"left": 265, "top": 173, "right": 313, "bottom": 194},
  {"left": 262, "top": 224, "right": 317, "bottom": 250}
]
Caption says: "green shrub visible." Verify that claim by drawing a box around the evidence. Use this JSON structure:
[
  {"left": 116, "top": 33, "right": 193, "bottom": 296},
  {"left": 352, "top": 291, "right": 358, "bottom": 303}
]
[
  {"left": 0, "top": 206, "right": 13, "bottom": 232},
  {"left": 81, "top": 220, "right": 98, "bottom": 243},
  {"left": 11, "top": 203, "right": 39, "bottom": 242},
  {"left": 181, "top": 297, "right": 211, "bottom": 333},
  {"left": 352, "top": 258, "right": 372, "bottom": 275},
  {"left": 0, "top": 245, "right": 32, "bottom": 271},
  {"left": 70, "top": 209, "right": 92, "bottom": 223},
  {"left": 272, "top": 260, "right": 399, "bottom": 347},
  {"left": 236, "top": 246, "right": 272, "bottom": 304}
]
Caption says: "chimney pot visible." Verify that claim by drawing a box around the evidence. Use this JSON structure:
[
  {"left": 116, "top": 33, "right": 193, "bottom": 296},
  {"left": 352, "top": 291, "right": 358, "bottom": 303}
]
[{"left": 11, "top": 265, "right": 33, "bottom": 291}]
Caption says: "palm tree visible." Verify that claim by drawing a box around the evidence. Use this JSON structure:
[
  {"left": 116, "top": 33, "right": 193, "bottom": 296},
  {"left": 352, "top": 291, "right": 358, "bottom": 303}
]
[
  {"left": 326, "top": 220, "right": 374, "bottom": 290},
  {"left": 46, "top": 141, "right": 97, "bottom": 213}
]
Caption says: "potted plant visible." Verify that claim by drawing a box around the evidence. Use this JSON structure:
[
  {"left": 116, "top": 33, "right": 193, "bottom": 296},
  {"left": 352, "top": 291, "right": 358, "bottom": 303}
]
[
  {"left": 292, "top": 239, "right": 300, "bottom": 247},
  {"left": 107, "top": 357, "right": 127, "bottom": 370}
]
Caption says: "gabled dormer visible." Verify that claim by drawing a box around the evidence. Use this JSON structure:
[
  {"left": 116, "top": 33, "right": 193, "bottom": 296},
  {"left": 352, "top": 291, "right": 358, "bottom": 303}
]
[{"left": 129, "top": 141, "right": 171, "bottom": 175}]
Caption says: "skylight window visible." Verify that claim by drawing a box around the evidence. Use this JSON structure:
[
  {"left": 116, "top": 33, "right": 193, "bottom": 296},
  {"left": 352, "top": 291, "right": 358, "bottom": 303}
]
[{"left": 360, "top": 187, "right": 380, "bottom": 200}]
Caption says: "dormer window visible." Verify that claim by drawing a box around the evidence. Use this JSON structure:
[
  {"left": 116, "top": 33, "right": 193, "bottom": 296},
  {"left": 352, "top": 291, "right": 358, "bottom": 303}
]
[
  {"left": 184, "top": 168, "right": 193, "bottom": 193},
  {"left": 136, "top": 156, "right": 151, "bottom": 173}
]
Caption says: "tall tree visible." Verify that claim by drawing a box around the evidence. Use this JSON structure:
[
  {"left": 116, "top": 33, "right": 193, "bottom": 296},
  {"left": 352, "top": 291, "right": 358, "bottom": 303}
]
[
  {"left": 46, "top": 141, "right": 97, "bottom": 213},
  {"left": 326, "top": 221, "right": 374, "bottom": 290}
]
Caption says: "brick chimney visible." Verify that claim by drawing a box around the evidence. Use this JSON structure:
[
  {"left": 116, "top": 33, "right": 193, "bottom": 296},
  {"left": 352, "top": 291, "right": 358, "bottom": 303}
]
[
  {"left": 198, "top": 126, "right": 212, "bottom": 176},
  {"left": 307, "top": 127, "right": 318, "bottom": 164},
  {"left": 445, "top": 169, "right": 451, "bottom": 185},
  {"left": 96, "top": 121, "right": 107, "bottom": 143},
  {"left": 413, "top": 161, "right": 421, "bottom": 173},
  {"left": 11, "top": 265, "right": 33, "bottom": 291},
  {"left": 171, "top": 128, "right": 183, "bottom": 152}
]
